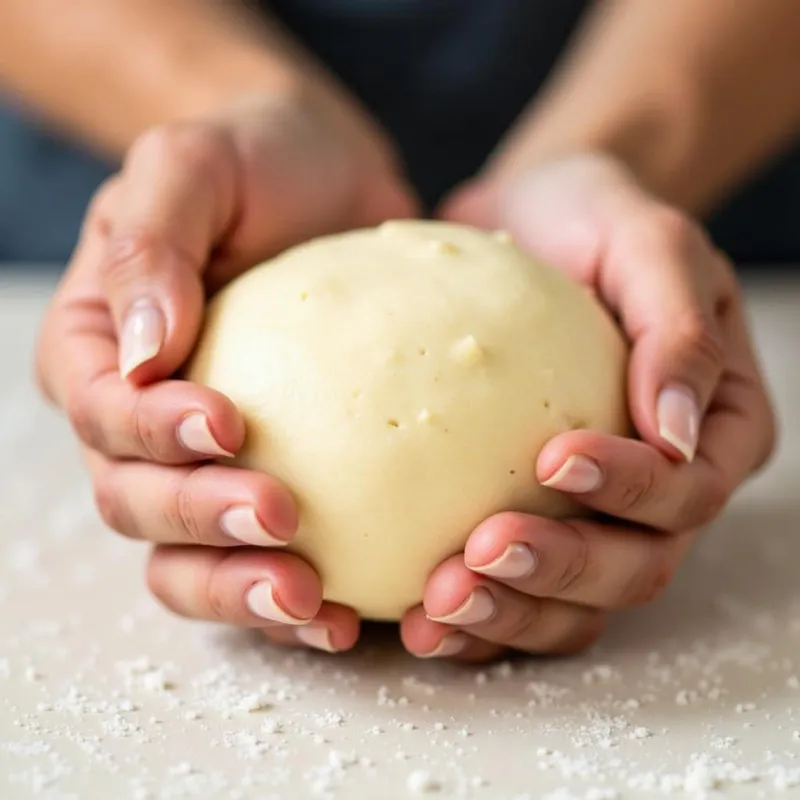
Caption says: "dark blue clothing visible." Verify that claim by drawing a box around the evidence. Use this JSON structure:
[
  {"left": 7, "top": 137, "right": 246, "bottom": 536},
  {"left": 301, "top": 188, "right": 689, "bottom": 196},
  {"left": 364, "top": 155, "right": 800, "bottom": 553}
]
[{"left": 1, "top": 0, "right": 799, "bottom": 263}]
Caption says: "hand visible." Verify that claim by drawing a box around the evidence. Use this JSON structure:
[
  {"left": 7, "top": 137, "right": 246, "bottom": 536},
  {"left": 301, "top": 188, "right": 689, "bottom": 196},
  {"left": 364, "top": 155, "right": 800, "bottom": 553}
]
[
  {"left": 37, "top": 87, "right": 417, "bottom": 654},
  {"left": 401, "top": 153, "right": 775, "bottom": 662}
]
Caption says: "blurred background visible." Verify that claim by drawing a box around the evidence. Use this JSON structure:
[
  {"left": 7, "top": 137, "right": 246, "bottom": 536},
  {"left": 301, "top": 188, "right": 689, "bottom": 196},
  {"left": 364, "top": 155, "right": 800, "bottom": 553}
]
[{"left": 1, "top": 0, "right": 799, "bottom": 267}]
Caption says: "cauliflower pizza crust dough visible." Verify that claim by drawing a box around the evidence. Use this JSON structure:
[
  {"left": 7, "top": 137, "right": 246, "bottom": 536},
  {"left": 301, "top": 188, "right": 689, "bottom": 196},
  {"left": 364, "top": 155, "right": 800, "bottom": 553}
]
[{"left": 187, "top": 221, "right": 630, "bottom": 621}]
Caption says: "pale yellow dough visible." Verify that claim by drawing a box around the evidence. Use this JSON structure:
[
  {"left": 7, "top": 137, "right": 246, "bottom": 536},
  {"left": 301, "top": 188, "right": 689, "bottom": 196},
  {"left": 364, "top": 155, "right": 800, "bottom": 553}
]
[{"left": 186, "top": 221, "right": 630, "bottom": 621}]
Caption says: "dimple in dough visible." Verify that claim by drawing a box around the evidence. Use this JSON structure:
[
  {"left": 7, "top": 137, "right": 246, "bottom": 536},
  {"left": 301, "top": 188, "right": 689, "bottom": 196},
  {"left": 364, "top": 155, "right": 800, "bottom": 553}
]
[{"left": 186, "top": 221, "right": 630, "bottom": 621}]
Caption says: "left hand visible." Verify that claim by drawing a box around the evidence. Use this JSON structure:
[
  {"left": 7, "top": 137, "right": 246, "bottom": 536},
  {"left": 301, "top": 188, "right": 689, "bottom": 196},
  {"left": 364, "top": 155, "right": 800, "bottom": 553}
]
[
  {"left": 401, "top": 153, "right": 776, "bottom": 662},
  {"left": 36, "top": 92, "right": 418, "bottom": 655}
]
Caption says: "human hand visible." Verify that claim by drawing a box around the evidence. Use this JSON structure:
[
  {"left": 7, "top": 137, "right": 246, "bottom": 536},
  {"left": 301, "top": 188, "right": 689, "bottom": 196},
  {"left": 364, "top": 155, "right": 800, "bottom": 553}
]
[
  {"left": 36, "top": 87, "right": 417, "bottom": 653},
  {"left": 401, "top": 153, "right": 775, "bottom": 661}
]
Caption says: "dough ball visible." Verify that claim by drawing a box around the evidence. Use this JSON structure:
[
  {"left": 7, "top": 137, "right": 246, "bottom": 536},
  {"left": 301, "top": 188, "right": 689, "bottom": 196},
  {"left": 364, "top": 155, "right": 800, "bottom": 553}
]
[{"left": 186, "top": 221, "right": 630, "bottom": 621}]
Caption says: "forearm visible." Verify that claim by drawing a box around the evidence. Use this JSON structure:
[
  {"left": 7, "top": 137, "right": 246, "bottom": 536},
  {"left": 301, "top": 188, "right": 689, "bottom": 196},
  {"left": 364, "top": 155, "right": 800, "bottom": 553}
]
[
  {"left": 0, "top": 0, "right": 374, "bottom": 158},
  {"left": 488, "top": 0, "right": 800, "bottom": 215}
]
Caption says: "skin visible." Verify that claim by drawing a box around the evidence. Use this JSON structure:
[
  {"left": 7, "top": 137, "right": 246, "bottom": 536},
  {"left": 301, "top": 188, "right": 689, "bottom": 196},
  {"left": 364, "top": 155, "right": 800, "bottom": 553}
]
[
  {"left": 487, "top": 0, "right": 800, "bottom": 215},
  {"left": 0, "top": 0, "right": 384, "bottom": 159},
  {"left": 22, "top": 0, "right": 784, "bottom": 659}
]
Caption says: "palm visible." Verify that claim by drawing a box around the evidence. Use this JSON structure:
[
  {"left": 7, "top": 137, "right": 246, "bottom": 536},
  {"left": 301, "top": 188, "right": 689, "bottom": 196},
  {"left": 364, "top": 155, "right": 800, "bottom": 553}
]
[{"left": 439, "top": 155, "right": 636, "bottom": 289}]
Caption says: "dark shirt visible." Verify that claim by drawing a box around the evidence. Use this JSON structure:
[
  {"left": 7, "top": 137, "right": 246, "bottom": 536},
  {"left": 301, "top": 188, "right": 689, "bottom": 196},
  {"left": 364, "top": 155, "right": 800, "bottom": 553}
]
[{"left": 0, "top": 0, "right": 798, "bottom": 263}]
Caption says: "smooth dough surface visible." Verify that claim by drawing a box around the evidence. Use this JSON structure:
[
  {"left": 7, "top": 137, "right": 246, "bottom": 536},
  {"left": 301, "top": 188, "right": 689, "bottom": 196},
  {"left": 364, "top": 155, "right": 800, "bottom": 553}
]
[{"left": 187, "top": 221, "right": 630, "bottom": 620}]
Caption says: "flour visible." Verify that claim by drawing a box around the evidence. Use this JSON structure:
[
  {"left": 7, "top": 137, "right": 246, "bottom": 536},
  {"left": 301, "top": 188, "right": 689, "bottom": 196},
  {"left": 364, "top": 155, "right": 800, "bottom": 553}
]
[
  {"left": 406, "top": 769, "right": 441, "bottom": 794},
  {"left": 2, "top": 458, "right": 800, "bottom": 796}
]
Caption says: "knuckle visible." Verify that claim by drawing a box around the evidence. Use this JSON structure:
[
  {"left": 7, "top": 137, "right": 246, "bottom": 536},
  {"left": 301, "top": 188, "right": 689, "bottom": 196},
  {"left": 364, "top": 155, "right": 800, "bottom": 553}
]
[
  {"left": 552, "top": 522, "right": 591, "bottom": 596},
  {"left": 681, "top": 477, "right": 729, "bottom": 529},
  {"left": 206, "top": 586, "right": 227, "bottom": 623},
  {"left": 204, "top": 561, "right": 230, "bottom": 622},
  {"left": 128, "top": 393, "right": 162, "bottom": 460},
  {"left": 621, "top": 538, "right": 687, "bottom": 607},
  {"left": 169, "top": 469, "right": 205, "bottom": 545},
  {"left": 616, "top": 464, "right": 658, "bottom": 515},
  {"left": 625, "top": 556, "right": 674, "bottom": 607},
  {"left": 99, "top": 228, "right": 166, "bottom": 287},
  {"left": 498, "top": 604, "right": 542, "bottom": 646},
  {"left": 675, "top": 313, "right": 725, "bottom": 369}
]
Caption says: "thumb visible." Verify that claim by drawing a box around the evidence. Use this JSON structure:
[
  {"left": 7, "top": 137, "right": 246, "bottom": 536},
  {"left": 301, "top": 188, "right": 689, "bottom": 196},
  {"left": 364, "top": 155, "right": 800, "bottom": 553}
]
[{"left": 97, "top": 124, "right": 239, "bottom": 384}]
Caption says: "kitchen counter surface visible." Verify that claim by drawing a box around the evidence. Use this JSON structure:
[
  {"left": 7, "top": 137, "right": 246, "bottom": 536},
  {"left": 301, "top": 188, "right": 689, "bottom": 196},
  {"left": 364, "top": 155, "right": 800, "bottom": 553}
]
[{"left": 2, "top": 270, "right": 800, "bottom": 800}]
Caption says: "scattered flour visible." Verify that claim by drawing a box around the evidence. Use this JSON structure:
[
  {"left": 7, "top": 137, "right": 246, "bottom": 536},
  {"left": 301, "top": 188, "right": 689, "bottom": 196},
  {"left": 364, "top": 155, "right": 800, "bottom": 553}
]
[{"left": 406, "top": 769, "right": 441, "bottom": 795}]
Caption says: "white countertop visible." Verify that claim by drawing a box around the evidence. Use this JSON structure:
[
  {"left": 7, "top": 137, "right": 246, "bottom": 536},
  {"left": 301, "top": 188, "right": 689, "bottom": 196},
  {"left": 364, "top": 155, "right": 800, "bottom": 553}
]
[{"left": 2, "top": 270, "right": 800, "bottom": 800}]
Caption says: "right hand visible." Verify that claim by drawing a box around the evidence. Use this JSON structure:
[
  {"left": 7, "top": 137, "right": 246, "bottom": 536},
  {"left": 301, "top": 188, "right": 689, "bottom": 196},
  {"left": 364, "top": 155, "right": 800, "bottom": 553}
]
[{"left": 36, "top": 87, "right": 418, "bottom": 653}]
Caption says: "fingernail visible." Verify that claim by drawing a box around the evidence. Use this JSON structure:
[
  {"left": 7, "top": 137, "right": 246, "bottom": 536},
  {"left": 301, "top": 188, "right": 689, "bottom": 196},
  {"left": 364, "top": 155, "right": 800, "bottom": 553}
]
[
  {"left": 246, "top": 581, "right": 311, "bottom": 625},
  {"left": 428, "top": 588, "right": 495, "bottom": 626},
  {"left": 541, "top": 455, "right": 602, "bottom": 493},
  {"left": 469, "top": 544, "right": 537, "bottom": 579},
  {"left": 177, "top": 413, "right": 235, "bottom": 458},
  {"left": 220, "top": 505, "right": 288, "bottom": 548},
  {"left": 295, "top": 626, "right": 337, "bottom": 653},
  {"left": 657, "top": 384, "right": 700, "bottom": 462},
  {"left": 119, "top": 301, "right": 165, "bottom": 378},
  {"left": 419, "top": 633, "right": 469, "bottom": 659}
]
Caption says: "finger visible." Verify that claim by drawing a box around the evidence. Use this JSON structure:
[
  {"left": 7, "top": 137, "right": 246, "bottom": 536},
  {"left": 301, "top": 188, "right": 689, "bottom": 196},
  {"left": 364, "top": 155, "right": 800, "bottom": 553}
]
[
  {"left": 602, "top": 207, "right": 732, "bottom": 463},
  {"left": 146, "top": 546, "right": 322, "bottom": 627},
  {"left": 38, "top": 192, "right": 247, "bottom": 465},
  {"left": 538, "top": 293, "right": 774, "bottom": 527},
  {"left": 258, "top": 603, "right": 361, "bottom": 654},
  {"left": 97, "top": 123, "right": 239, "bottom": 383},
  {"left": 36, "top": 179, "right": 118, "bottom": 408},
  {"left": 537, "top": 430, "right": 728, "bottom": 530},
  {"left": 68, "top": 377, "right": 244, "bottom": 463},
  {"left": 400, "top": 607, "right": 507, "bottom": 663},
  {"left": 423, "top": 557, "right": 607, "bottom": 655},
  {"left": 464, "top": 512, "right": 696, "bottom": 609},
  {"left": 694, "top": 373, "right": 775, "bottom": 493},
  {"left": 87, "top": 453, "right": 297, "bottom": 547},
  {"left": 444, "top": 184, "right": 730, "bottom": 465},
  {"left": 696, "top": 298, "right": 776, "bottom": 484}
]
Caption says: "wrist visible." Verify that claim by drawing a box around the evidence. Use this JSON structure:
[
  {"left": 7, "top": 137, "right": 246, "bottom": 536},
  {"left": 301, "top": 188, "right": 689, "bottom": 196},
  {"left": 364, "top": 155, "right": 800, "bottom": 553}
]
[
  {"left": 140, "top": 21, "right": 306, "bottom": 133},
  {"left": 164, "top": 34, "right": 401, "bottom": 180},
  {"left": 69, "top": 1, "right": 395, "bottom": 167},
  {"left": 482, "top": 101, "right": 671, "bottom": 196}
]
